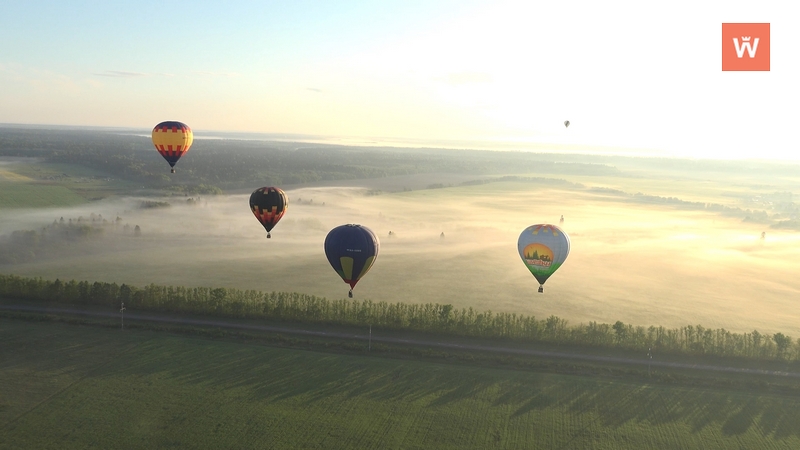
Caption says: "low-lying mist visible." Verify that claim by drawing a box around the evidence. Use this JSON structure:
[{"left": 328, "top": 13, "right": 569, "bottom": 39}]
[{"left": 2, "top": 181, "right": 799, "bottom": 336}]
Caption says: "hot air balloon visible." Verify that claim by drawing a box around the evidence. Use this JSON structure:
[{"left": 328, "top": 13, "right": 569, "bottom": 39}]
[
  {"left": 250, "top": 187, "right": 288, "bottom": 238},
  {"left": 152, "top": 121, "right": 193, "bottom": 173},
  {"left": 324, "top": 224, "right": 379, "bottom": 298},
  {"left": 518, "top": 224, "right": 570, "bottom": 293},
  {"left": 564, "top": 120, "right": 570, "bottom": 128}
]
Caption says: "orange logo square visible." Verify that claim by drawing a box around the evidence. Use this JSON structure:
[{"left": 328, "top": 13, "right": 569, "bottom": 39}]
[{"left": 722, "top": 23, "right": 770, "bottom": 71}]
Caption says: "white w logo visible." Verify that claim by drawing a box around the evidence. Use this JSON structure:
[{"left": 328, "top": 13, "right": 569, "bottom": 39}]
[{"left": 733, "top": 37, "right": 759, "bottom": 58}]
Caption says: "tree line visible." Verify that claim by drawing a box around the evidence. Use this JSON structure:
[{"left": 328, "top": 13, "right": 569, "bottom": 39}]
[{"left": 1, "top": 274, "right": 798, "bottom": 362}]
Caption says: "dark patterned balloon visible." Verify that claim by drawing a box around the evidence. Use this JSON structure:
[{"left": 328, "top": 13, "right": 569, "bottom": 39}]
[{"left": 249, "top": 187, "right": 288, "bottom": 238}]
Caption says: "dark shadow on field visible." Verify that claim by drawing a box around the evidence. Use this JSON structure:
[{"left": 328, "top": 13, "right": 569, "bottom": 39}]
[
  {"left": 758, "top": 398, "right": 800, "bottom": 439},
  {"left": 0, "top": 320, "right": 144, "bottom": 426},
  {"left": 721, "top": 398, "right": 759, "bottom": 436},
  {"left": 511, "top": 380, "right": 800, "bottom": 441},
  {"left": 49, "top": 332, "right": 800, "bottom": 442}
]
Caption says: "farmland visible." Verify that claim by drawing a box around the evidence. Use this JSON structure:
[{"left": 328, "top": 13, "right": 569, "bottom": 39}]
[
  {"left": 0, "top": 158, "right": 132, "bottom": 208},
  {"left": 4, "top": 129, "right": 800, "bottom": 448},
  {"left": 2, "top": 318, "right": 800, "bottom": 449},
  {"left": 0, "top": 182, "right": 86, "bottom": 208}
]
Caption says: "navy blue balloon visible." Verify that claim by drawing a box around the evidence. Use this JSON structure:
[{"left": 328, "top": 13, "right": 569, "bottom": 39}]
[{"left": 324, "top": 224, "right": 379, "bottom": 297}]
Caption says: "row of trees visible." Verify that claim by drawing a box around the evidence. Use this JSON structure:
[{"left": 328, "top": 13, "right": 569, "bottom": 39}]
[{"left": 2, "top": 274, "right": 799, "bottom": 362}]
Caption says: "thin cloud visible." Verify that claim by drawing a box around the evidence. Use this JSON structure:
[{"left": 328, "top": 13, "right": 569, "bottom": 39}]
[
  {"left": 93, "top": 70, "right": 148, "bottom": 78},
  {"left": 193, "top": 71, "right": 240, "bottom": 77},
  {"left": 306, "top": 87, "right": 323, "bottom": 93}
]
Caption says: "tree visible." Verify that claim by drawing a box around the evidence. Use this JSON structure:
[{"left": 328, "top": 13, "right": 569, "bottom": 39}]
[
  {"left": 210, "top": 288, "right": 227, "bottom": 313},
  {"left": 773, "top": 332, "right": 792, "bottom": 358},
  {"left": 439, "top": 304, "right": 453, "bottom": 325},
  {"left": 613, "top": 321, "right": 627, "bottom": 343}
]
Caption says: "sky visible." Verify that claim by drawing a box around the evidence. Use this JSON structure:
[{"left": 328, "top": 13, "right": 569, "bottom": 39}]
[{"left": 0, "top": 0, "right": 797, "bottom": 160}]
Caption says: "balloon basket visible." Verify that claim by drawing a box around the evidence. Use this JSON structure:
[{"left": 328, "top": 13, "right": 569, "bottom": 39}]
[
  {"left": 538, "top": 286, "right": 544, "bottom": 293},
  {"left": 170, "top": 168, "right": 175, "bottom": 174},
  {"left": 348, "top": 290, "right": 353, "bottom": 298}
]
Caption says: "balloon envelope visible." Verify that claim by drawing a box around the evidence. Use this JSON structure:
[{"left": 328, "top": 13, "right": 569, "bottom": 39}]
[
  {"left": 564, "top": 120, "right": 570, "bottom": 128},
  {"left": 249, "top": 187, "right": 288, "bottom": 238},
  {"left": 324, "top": 224, "right": 379, "bottom": 293},
  {"left": 518, "top": 224, "right": 570, "bottom": 288},
  {"left": 152, "top": 121, "right": 193, "bottom": 171}
]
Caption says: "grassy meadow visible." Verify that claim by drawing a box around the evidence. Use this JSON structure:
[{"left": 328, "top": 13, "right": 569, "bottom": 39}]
[
  {"left": 0, "top": 158, "right": 131, "bottom": 209},
  {"left": 2, "top": 318, "right": 799, "bottom": 450},
  {"left": 0, "top": 183, "right": 86, "bottom": 209}
]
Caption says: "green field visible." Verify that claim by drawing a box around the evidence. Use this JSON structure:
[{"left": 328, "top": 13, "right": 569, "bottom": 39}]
[
  {"left": 0, "top": 159, "right": 137, "bottom": 208},
  {"left": 0, "top": 182, "right": 87, "bottom": 208},
  {"left": 2, "top": 318, "right": 799, "bottom": 449}
]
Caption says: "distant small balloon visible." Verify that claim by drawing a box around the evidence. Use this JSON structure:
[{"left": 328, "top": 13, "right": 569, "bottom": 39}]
[{"left": 564, "top": 120, "right": 570, "bottom": 128}]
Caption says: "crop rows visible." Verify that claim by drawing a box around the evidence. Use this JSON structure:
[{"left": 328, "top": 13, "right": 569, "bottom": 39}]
[{"left": 2, "top": 319, "right": 800, "bottom": 449}]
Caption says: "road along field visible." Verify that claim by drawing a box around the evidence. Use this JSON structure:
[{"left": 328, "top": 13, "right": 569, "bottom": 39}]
[
  {"left": 2, "top": 318, "right": 799, "bottom": 450},
  {"left": 3, "top": 179, "right": 800, "bottom": 337}
]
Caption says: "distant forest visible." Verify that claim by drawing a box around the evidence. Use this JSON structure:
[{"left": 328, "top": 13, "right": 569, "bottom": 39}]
[
  {"left": 4, "top": 127, "right": 800, "bottom": 227},
  {"left": 0, "top": 128, "right": 624, "bottom": 190},
  {"left": 3, "top": 127, "right": 800, "bottom": 192}
]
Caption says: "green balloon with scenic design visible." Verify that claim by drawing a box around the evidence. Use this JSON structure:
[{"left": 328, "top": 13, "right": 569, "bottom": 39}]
[{"left": 518, "top": 224, "right": 570, "bottom": 293}]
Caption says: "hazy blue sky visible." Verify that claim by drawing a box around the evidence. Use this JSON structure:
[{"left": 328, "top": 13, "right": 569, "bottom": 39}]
[{"left": 0, "top": 0, "right": 796, "bottom": 159}]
